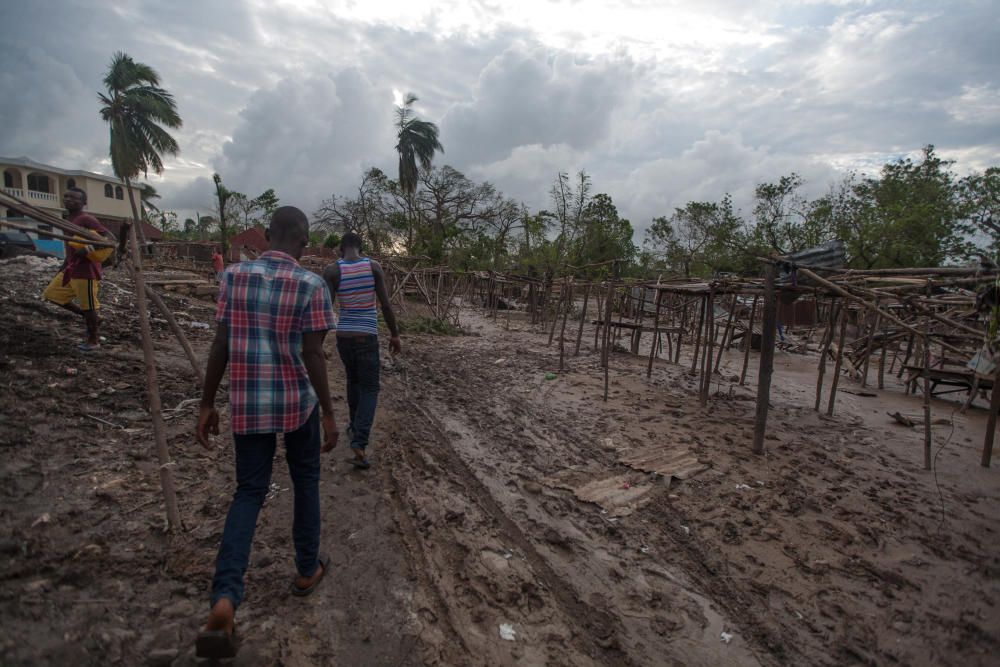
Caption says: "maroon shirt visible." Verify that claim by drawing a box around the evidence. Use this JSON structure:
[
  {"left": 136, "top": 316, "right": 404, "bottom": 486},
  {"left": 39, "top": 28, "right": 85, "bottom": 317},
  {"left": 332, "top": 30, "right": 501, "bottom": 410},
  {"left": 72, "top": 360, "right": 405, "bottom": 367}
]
[{"left": 64, "top": 212, "right": 111, "bottom": 281}]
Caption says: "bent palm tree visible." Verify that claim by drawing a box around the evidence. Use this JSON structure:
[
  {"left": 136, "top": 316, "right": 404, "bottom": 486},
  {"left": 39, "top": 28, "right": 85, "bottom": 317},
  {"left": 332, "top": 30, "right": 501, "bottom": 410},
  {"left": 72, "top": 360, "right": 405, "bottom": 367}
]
[
  {"left": 97, "top": 52, "right": 183, "bottom": 530},
  {"left": 395, "top": 93, "right": 443, "bottom": 249},
  {"left": 138, "top": 183, "right": 161, "bottom": 218},
  {"left": 99, "top": 51, "right": 181, "bottom": 244}
]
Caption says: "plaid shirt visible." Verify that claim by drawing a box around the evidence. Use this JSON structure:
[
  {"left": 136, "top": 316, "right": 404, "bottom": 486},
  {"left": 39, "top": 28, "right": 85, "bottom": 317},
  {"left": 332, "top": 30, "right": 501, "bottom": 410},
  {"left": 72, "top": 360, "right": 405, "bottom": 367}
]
[{"left": 216, "top": 251, "right": 336, "bottom": 434}]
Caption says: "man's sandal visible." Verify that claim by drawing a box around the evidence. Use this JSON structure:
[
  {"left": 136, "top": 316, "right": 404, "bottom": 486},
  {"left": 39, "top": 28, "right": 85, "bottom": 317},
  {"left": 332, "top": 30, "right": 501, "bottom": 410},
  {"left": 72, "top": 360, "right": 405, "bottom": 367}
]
[
  {"left": 290, "top": 553, "right": 329, "bottom": 597},
  {"left": 195, "top": 625, "right": 238, "bottom": 659}
]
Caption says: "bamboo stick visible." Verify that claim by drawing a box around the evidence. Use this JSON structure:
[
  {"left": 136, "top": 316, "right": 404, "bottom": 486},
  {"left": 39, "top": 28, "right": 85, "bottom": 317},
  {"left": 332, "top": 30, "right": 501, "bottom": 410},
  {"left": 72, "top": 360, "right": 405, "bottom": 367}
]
[{"left": 690, "top": 296, "right": 706, "bottom": 373}]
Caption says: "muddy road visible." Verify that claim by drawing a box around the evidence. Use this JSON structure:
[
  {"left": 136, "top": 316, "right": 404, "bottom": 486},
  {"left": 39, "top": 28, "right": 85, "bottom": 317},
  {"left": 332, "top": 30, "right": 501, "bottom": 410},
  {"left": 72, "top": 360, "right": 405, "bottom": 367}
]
[{"left": 1, "top": 257, "right": 998, "bottom": 666}]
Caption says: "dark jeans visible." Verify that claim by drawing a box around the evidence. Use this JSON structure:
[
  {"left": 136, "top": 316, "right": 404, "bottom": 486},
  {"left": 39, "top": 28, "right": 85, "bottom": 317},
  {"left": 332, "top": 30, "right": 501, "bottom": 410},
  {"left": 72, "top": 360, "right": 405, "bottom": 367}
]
[
  {"left": 336, "top": 335, "right": 381, "bottom": 452},
  {"left": 211, "top": 407, "right": 321, "bottom": 610}
]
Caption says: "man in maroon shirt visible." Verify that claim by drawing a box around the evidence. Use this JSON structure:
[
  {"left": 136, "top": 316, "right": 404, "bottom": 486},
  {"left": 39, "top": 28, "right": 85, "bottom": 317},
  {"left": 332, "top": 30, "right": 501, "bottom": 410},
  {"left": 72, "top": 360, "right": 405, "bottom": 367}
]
[{"left": 42, "top": 187, "right": 114, "bottom": 351}]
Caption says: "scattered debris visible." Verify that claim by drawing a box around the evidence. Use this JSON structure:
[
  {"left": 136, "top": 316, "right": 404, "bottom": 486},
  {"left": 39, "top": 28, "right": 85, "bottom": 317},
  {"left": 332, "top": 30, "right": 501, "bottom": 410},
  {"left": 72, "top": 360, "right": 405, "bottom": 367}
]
[{"left": 499, "top": 623, "right": 516, "bottom": 641}]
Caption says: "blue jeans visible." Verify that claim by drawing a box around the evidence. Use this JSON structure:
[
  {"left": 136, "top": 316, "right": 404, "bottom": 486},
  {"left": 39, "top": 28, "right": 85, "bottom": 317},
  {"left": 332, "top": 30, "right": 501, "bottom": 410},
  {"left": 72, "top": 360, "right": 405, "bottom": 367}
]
[
  {"left": 211, "top": 407, "right": 321, "bottom": 610},
  {"left": 336, "top": 335, "right": 381, "bottom": 452}
]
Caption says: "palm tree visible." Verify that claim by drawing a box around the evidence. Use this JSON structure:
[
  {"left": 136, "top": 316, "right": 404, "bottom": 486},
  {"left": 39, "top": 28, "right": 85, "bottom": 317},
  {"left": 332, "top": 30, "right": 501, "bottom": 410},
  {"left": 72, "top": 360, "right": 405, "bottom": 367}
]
[
  {"left": 97, "top": 52, "right": 183, "bottom": 531},
  {"left": 395, "top": 93, "right": 443, "bottom": 249},
  {"left": 138, "top": 183, "right": 161, "bottom": 218},
  {"left": 99, "top": 52, "right": 182, "bottom": 244}
]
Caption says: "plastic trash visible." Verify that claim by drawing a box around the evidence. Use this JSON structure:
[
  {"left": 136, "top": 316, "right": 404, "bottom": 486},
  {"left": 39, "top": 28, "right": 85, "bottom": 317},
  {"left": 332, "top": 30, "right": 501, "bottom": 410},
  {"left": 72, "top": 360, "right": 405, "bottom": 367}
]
[
  {"left": 499, "top": 623, "right": 516, "bottom": 641},
  {"left": 735, "top": 483, "right": 751, "bottom": 490},
  {"left": 65, "top": 368, "right": 78, "bottom": 376},
  {"left": 720, "top": 631, "right": 734, "bottom": 644},
  {"left": 189, "top": 322, "right": 211, "bottom": 330},
  {"left": 544, "top": 372, "right": 557, "bottom": 380}
]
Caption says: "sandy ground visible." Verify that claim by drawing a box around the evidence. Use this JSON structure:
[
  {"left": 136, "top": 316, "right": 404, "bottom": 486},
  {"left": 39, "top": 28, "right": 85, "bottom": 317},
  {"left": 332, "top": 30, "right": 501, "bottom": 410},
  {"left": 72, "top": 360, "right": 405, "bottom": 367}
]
[{"left": 1, "top": 256, "right": 998, "bottom": 666}]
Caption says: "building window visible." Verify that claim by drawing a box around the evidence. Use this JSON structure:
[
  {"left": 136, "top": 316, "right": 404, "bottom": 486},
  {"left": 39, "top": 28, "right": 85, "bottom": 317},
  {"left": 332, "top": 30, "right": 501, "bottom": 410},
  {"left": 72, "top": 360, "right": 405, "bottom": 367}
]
[
  {"left": 105, "top": 184, "right": 114, "bottom": 198},
  {"left": 3, "top": 171, "right": 12, "bottom": 188},
  {"left": 5, "top": 208, "right": 19, "bottom": 219},
  {"left": 115, "top": 185, "right": 124, "bottom": 200},
  {"left": 37, "top": 224, "right": 53, "bottom": 241},
  {"left": 26, "top": 173, "right": 50, "bottom": 193},
  {"left": 67, "top": 178, "right": 76, "bottom": 188}
]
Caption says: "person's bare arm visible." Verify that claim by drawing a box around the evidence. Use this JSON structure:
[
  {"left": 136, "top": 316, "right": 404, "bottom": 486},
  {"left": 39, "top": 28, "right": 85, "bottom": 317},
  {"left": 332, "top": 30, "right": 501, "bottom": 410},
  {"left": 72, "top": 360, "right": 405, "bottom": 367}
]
[
  {"left": 322, "top": 263, "right": 341, "bottom": 308},
  {"left": 197, "top": 323, "right": 230, "bottom": 448},
  {"left": 371, "top": 260, "right": 401, "bottom": 354},
  {"left": 303, "top": 330, "right": 339, "bottom": 452}
]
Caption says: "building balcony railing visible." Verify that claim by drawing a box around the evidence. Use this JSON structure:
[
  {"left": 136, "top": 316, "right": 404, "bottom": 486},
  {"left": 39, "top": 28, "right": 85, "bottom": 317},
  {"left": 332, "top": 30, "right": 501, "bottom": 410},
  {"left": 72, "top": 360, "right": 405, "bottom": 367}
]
[
  {"left": 2, "top": 186, "right": 25, "bottom": 198},
  {"left": 27, "top": 190, "right": 58, "bottom": 203}
]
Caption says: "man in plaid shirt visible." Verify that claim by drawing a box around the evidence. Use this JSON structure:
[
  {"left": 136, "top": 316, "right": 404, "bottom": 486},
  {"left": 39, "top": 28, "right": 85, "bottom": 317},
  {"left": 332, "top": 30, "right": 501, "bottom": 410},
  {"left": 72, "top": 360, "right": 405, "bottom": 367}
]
[{"left": 194, "top": 206, "right": 338, "bottom": 659}]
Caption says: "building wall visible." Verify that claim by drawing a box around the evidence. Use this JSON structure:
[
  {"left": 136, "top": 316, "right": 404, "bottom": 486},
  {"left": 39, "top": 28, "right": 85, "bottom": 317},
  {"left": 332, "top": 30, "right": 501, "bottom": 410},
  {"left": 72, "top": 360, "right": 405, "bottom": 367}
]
[{"left": 1, "top": 160, "right": 132, "bottom": 222}]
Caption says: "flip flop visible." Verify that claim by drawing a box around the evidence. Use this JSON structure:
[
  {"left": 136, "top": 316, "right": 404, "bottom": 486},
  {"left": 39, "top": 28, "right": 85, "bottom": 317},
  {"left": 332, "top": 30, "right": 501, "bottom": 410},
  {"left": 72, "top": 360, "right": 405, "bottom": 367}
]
[
  {"left": 346, "top": 456, "right": 370, "bottom": 470},
  {"left": 290, "top": 553, "right": 329, "bottom": 597},
  {"left": 77, "top": 342, "right": 100, "bottom": 352},
  {"left": 195, "top": 624, "right": 238, "bottom": 659}
]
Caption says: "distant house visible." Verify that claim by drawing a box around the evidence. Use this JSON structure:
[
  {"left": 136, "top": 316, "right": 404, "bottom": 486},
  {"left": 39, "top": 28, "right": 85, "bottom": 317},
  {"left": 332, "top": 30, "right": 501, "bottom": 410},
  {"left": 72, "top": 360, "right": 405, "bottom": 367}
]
[
  {"left": 0, "top": 156, "right": 153, "bottom": 256},
  {"left": 228, "top": 227, "right": 268, "bottom": 262}
]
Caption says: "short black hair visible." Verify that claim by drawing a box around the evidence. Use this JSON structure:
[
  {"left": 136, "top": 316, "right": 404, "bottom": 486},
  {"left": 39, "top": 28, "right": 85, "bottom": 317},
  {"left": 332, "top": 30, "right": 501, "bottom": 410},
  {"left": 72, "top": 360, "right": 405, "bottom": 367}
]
[
  {"left": 66, "top": 186, "right": 87, "bottom": 204},
  {"left": 269, "top": 206, "right": 309, "bottom": 242},
  {"left": 341, "top": 231, "right": 362, "bottom": 251}
]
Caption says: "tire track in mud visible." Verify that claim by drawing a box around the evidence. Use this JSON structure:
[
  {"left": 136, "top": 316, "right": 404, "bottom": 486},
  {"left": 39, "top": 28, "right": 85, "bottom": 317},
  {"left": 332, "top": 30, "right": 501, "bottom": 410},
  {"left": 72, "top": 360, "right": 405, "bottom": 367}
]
[{"left": 397, "top": 391, "right": 633, "bottom": 667}]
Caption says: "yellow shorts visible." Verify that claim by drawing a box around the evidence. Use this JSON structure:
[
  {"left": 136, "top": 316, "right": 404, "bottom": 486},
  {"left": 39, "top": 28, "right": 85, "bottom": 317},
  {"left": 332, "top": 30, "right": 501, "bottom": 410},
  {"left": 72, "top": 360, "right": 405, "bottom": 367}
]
[{"left": 43, "top": 272, "right": 101, "bottom": 311}]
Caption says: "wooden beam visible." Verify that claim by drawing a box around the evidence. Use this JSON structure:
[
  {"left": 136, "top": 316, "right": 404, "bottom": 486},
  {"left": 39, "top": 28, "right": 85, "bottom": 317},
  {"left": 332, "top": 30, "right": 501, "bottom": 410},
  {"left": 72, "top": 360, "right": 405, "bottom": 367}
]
[{"left": 752, "top": 264, "right": 777, "bottom": 454}]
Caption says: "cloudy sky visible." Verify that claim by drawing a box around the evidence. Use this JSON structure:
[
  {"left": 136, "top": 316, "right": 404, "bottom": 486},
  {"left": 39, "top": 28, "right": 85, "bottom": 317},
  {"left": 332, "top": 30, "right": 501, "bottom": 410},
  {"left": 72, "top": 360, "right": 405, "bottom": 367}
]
[{"left": 1, "top": 0, "right": 998, "bottom": 237}]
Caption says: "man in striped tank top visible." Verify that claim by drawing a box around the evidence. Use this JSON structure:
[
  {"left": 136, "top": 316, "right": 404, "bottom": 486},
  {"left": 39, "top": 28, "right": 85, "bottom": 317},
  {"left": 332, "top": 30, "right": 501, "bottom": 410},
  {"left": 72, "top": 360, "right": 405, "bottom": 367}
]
[{"left": 323, "top": 232, "right": 401, "bottom": 469}]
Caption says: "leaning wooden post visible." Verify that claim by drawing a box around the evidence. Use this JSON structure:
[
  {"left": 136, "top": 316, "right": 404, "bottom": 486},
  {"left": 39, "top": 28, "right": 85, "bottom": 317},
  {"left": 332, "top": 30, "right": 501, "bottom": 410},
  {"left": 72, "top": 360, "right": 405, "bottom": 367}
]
[
  {"left": 574, "top": 283, "right": 591, "bottom": 356},
  {"left": 740, "top": 295, "right": 758, "bottom": 386},
  {"left": 752, "top": 264, "right": 778, "bottom": 454},
  {"left": 923, "top": 325, "right": 933, "bottom": 470},
  {"left": 714, "top": 292, "right": 738, "bottom": 373},
  {"left": 558, "top": 282, "right": 572, "bottom": 371},
  {"left": 815, "top": 300, "right": 840, "bottom": 411},
  {"left": 826, "top": 303, "right": 849, "bottom": 416},
  {"left": 700, "top": 287, "right": 716, "bottom": 406},
  {"left": 897, "top": 332, "right": 915, "bottom": 378},
  {"left": 982, "top": 368, "right": 1000, "bottom": 467},
  {"left": 128, "top": 222, "right": 181, "bottom": 530},
  {"left": 143, "top": 279, "right": 204, "bottom": 387},
  {"left": 647, "top": 289, "right": 664, "bottom": 378},
  {"left": 690, "top": 296, "right": 707, "bottom": 373}
]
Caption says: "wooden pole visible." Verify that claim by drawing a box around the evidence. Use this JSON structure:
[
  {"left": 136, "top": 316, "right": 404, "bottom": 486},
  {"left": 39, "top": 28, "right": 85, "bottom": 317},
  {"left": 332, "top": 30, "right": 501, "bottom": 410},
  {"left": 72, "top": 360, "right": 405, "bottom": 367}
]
[
  {"left": 647, "top": 289, "right": 663, "bottom": 378},
  {"left": 574, "top": 283, "right": 591, "bottom": 356},
  {"left": 690, "top": 296, "right": 706, "bottom": 374},
  {"left": 815, "top": 301, "right": 841, "bottom": 411},
  {"left": 674, "top": 299, "right": 688, "bottom": 363},
  {"left": 700, "top": 288, "right": 716, "bottom": 406},
  {"left": 878, "top": 311, "right": 889, "bottom": 390},
  {"left": 714, "top": 293, "right": 737, "bottom": 373},
  {"left": 923, "top": 327, "right": 932, "bottom": 471},
  {"left": 740, "top": 296, "right": 758, "bottom": 386},
  {"left": 827, "top": 303, "right": 849, "bottom": 416},
  {"left": 861, "top": 301, "right": 880, "bottom": 388},
  {"left": 752, "top": 264, "right": 778, "bottom": 454},
  {"left": 603, "top": 283, "right": 614, "bottom": 401},
  {"left": 897, "top": 333, "right": 915, "bottom": 378},
  {"left": 559, "top": 282, "right": 572, "bottom": 371},
  {"left": 548, "top": 285, "right": 564, "bottom": 345},
  {"left": 127, "top": 221, "right": 181, "bottom": 530},
  {"left": 138, "top": 273, "right": 204, "bottom": 387},
  {"left": 982, "top": 368, "right": 1000, "bottom": 467}
]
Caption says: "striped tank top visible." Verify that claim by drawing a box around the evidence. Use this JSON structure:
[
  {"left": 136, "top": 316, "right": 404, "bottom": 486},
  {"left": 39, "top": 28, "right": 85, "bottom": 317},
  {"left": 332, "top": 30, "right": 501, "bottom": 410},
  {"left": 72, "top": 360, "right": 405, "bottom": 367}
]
[{"left": 336, "top": 257, "right": 378, "bottom": 335}]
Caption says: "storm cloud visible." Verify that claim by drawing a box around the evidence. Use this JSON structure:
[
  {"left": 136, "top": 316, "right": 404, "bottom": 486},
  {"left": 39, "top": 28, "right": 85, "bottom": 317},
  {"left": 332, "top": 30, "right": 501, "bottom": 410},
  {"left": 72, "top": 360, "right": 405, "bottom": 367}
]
[{"left": 1, "top": 0, "right": 997, "bottom": 237}]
